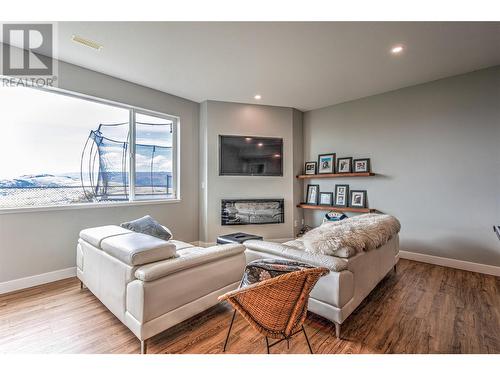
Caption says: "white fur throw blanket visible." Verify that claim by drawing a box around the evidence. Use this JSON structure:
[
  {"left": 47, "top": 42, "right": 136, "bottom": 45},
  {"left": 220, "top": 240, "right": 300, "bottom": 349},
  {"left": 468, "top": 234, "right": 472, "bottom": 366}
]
[{"left": 298, "top": 214, "right": 401, "bottom": 258}]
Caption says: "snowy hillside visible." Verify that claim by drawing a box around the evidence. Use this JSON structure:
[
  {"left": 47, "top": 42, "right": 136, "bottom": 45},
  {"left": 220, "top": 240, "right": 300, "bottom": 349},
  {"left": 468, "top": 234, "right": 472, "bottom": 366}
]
[{"left": 0, "top": 174, "right": 81, "bottom": 188}]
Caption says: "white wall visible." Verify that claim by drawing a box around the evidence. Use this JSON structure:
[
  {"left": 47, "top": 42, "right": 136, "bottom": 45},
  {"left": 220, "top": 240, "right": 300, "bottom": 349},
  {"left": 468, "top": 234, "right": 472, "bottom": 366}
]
[
  {"left": 0, "top": 61, "right": 200, "bottom": 283},
  {"left": 303, "top": 66, "right": 500, "bottom": 267},
  {"left": 199, "top": 101, "right": 303, "bottom": 244}
]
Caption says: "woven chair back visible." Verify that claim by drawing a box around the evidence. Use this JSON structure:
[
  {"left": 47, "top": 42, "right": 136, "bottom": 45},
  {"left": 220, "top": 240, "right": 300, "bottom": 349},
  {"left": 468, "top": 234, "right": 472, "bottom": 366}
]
[{"left": 221, "top": 267, "right": 328, "bottom": 339}]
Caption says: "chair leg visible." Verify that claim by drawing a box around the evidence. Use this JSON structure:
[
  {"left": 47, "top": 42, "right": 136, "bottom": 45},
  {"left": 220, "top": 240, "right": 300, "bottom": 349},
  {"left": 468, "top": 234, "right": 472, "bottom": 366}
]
[
  {"left": 80, "top": 281, "right": 85, "bottom": 290},
  {"left": 140, "top": 339, "right": 147, "bottom": 354},
  {"left": 223, "top": 310, "right": 237, "bottom": 352},
  {"left": 302, "top": 326, "right": 313, "bottom": 354},
  {"left": 334, "top": 322, "right": 341, "bottom": 339},
  {"left": 265, "top": 336, "right": 270, "bottom": 354}
]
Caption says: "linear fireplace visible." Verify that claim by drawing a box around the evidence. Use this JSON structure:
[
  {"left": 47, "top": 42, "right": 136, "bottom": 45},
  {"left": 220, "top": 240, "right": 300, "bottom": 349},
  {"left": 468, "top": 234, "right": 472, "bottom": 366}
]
[{"left": 221, "top": 199, "right": 284, "bottom": 225}]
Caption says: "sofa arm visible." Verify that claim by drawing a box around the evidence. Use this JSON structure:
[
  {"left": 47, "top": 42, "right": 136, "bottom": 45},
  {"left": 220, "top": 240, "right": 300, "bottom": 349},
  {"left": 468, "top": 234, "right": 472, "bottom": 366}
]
[{"left": 134, "top": 243, "right": 245, "bottom": 282}]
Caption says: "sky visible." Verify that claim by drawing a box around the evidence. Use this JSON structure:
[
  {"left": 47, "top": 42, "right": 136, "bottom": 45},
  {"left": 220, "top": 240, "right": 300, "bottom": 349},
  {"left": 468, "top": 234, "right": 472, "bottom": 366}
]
[{"left": 0, "top": 86, "right": 172, "bottom": 180}]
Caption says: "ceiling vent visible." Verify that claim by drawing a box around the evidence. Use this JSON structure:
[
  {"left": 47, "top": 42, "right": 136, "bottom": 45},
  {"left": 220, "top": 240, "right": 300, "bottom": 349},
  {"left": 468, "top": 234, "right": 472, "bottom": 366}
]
[{"left": 72, "top": 35, "right": 103, "bottom": 51}]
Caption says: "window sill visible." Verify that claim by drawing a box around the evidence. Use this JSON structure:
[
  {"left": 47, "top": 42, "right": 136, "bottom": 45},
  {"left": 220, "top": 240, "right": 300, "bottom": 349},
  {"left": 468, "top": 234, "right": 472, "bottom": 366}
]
[{"left": 0, "top": 198, "right": 181, "bottom": 215}]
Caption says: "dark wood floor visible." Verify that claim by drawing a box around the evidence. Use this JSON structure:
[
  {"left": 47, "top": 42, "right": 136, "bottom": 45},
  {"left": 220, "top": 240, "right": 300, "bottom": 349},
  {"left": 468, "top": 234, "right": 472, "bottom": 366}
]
[{"left": 0, "top": 259, "right": 498, "bottom": 354}]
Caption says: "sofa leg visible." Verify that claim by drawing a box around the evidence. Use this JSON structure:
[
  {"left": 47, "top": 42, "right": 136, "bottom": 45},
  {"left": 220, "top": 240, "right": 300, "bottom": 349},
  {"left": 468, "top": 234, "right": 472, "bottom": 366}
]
[
  {"left": 394, "top": 264, "right": 397, "bottom": 274},
  {"left": 140, "top": 339, "right": 147, "bottom": 354},
  {"left": 334, "top": 322, "right": 341, "bottom": 339}
]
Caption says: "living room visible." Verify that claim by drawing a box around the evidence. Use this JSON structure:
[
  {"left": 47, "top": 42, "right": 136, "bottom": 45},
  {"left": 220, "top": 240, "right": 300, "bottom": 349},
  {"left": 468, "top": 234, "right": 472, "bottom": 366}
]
[{"left": 0, "top": 1, "right": 499, "bottom": 373}]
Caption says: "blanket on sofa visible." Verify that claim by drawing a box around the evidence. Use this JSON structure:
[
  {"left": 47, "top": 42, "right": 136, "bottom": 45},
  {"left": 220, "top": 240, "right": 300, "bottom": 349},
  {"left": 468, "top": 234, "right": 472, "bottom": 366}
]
[
  {"left": 299, "top": 214, "right": 401, "bottom": 257},
  {"left": 244, "top": 240, "right": 348, "bottom": 272}
]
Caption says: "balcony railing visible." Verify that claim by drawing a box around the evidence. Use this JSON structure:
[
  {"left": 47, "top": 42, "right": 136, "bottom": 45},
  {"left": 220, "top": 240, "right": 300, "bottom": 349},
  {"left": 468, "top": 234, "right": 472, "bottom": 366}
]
[{"left": 0, "top": 185, "right": 173, "bottom": 209}]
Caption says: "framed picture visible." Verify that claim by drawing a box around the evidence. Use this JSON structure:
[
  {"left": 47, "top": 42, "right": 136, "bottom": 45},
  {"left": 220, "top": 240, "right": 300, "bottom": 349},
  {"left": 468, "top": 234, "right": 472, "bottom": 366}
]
[
  {"left": 318, "top": 153, "right": 336, "bottom": 174},
  {"left": 304, "top": 161, "right": 317, "bottom": 175},
  {"left": 353, "top": 158, "right": 371, "bottom": 173},
  {"left": 337, "top": 157, "right": 353, "bottom": 173},
  {"left": 334, "top": 184, "right": 349, "bottom": 207},
  {"left": 350, "top": 190, "right": 367, "bottom": 208},
  {"left": 306, "top": 184, "right": 319, "bottom": 205},
  {"left": 319, "top": 192, "right": 333, "bottom": 206}
]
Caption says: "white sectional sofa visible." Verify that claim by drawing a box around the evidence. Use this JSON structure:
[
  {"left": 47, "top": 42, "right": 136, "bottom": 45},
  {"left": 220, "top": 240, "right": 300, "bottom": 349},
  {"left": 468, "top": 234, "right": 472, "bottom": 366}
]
[
  {"left": 244, "top": 235, "right": 399, "bottom": 338},
  {"left": 76, "top": 225, "right": 245, "bottom": 353}
]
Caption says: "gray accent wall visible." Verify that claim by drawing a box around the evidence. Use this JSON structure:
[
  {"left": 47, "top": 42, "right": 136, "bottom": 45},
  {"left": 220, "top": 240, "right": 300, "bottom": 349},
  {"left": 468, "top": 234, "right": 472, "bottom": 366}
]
[
  {"left": 0, "top": 61, "right": 200, "bottom": 283},
  {"left": 303, "top": 66, "right": 500, "bottom": 266},
  {"left": 199, "top": 101, "right": 303, "bottom": 244}
]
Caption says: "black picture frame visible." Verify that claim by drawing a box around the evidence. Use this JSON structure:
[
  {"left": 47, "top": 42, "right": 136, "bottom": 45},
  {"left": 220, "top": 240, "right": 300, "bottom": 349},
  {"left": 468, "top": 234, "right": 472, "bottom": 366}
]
[
  {"left": 337, "top": 157, "right": 353, "bottom": 174},
  {"left": 304, "top": 161, "right": 317, "bottom": 175},
  {"left": 306, "top": 184, "right": 320, "bottom": 205},
  {"left": 334, "top": 184, "right": 349, "bottom": 207},
  {"left": 317, "top": 153, "right": 336, "bottom": 174},
  {"left": 349, "top": 190, "right": 367, "bottom": 208},
  {"left": 319, "top": 192, "right": 333, "bottom": 206},
  {"left": 353, "top": 158, "right": 371, "bottom": 173}
]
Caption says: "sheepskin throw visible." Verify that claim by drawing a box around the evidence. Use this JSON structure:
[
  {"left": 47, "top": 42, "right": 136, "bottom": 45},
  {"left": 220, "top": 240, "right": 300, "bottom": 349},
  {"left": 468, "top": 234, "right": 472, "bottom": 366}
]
[{"left": 300, "top": 214, "right": 401, "bottom": 257}]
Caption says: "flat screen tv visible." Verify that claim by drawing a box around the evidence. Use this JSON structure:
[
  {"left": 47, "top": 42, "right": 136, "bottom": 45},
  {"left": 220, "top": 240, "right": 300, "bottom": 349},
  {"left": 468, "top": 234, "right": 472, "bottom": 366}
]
[{"left": 219, "top": 135, "right": 283, "bottom": 176}]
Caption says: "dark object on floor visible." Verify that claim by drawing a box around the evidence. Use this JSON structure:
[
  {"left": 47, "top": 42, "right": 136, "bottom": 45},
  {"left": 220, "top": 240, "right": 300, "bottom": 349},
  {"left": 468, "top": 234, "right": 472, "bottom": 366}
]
[
  {"left": 219, "top": 258, "right": 328, "bottom": 354},
  {"left": 494, "top": 226, "right": 500, "bottom": 241},
  {"left": 217, "top": 232, "right": 263, "bottom": 244}
]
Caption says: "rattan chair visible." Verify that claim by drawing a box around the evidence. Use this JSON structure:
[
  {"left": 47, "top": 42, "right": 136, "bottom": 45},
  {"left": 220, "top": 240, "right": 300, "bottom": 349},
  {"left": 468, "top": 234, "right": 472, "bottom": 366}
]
[{"left": 218, "top": 265, "right": 329, "bottom": 354}]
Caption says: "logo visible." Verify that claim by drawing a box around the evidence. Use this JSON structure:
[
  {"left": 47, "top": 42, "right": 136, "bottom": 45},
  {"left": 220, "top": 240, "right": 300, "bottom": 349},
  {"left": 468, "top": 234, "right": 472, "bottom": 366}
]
[{"left": 1, "top": 23, "right": 57, "bottom": 87}]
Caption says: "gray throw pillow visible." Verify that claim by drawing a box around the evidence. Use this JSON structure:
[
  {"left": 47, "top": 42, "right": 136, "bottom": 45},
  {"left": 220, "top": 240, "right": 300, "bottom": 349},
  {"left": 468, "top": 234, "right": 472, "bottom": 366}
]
[{"left": 120, "top": 215, "right": 172, "bottom": 241}]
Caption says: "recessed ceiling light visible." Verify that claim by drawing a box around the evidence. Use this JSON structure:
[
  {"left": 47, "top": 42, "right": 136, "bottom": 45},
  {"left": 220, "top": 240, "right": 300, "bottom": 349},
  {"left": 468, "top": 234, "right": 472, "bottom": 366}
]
[
  {"left": 254, "top": 94, "right": 262, "bottom": 100},
  {"left": 72, "top": 35, "right": 103, "bottom": 51},
  {"left": 274, "top": 154, "right": 281, "bottom": 158},
  {"left": 390, "top": 45, "right": 404, "bottom": 55},
  {"left": 257, "top": 143, "right": 264, "bottom": 147}
]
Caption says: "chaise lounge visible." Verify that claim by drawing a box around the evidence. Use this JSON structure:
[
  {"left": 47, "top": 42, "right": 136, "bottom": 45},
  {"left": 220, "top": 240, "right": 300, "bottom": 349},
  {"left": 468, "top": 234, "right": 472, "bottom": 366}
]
[
  {"left": 76, "top": 225, "right": 246, "bottom": 353},
  {"left": 244, "top": 214, "right": 401, "bottom": 337}
]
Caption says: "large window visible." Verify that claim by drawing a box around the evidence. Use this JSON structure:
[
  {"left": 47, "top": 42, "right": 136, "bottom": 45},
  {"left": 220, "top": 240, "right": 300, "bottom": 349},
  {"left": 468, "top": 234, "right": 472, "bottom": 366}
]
[{"left": 0, "top": 85, "right": 178, "bottom": 210}]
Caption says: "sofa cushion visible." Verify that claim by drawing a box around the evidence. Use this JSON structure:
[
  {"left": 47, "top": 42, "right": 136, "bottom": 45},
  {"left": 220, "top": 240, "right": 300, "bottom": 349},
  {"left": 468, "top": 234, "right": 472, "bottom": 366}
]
[
  {"left": 101, "top": 232, "right": 177, "bottom": 266},
  {"left": 169, "top": 240, "right": 194, "bottom": 251},
  {"left": 79, "top": 225, "right": 131, "bottom": 248},
  {"left": 134, "top": 243, "right": 245, "bottom": 282},
  {"left": 282, "top": 239, "right": 306, "bottom": 250},
  {"left": 120, "top": 215, "right": 172, "bottom": 241},
  {"left": 244, "top": 240, "right": 348, "bottom": 272}
]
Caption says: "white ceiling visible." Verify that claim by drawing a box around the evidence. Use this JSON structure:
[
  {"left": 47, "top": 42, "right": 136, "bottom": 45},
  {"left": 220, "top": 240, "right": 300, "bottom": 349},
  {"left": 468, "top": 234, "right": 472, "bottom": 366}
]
[{"left": 32, "top": 22, "right": 500, "bottom": 110}]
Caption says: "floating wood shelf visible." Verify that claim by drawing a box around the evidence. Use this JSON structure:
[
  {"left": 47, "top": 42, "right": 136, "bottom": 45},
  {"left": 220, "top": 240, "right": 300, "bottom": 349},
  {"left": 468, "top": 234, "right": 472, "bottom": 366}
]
[
  {"left": 296, "top": 172, "right": 375, "bottom": 179},
  {"left": 297, "top": 203, "right": 376, "bottom": 213}
]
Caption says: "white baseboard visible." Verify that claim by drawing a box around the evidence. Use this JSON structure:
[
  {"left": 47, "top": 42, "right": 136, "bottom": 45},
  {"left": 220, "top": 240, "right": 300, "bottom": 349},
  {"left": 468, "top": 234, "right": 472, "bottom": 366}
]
[
  {"left": 0, "top": 267, "right": 76, "bottom": 295},
  {"left": 2, "top": 251, "right": 495, "bottom": 296},
  {"left": 399, "top": 251, "right": 500, "bottom": 277}
]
